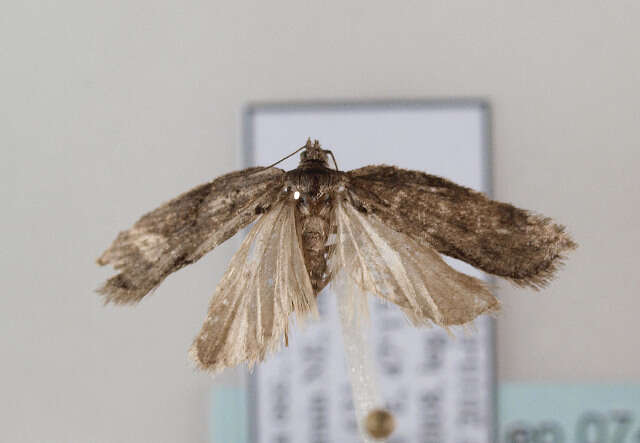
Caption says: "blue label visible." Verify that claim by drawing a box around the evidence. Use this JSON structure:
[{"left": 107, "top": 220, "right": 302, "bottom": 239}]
[{"left": 499, "top": 383, "right": 640, "bottom": 443}]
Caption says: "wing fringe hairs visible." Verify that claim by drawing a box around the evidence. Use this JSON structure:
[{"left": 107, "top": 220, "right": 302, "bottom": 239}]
[
  {"left": 189, "top": 199, "right": 318, "bottom": 374},
  {"left": 96, "top": 167, "right": 284, "bottom": 305}
]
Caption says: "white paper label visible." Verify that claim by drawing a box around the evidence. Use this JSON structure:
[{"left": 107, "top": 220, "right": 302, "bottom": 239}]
[{"left": 244, "top": 101, "right": 495, "bottom": 443}]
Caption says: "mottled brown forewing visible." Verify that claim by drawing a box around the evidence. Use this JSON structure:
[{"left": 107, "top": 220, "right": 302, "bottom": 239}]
[
  {"left": 346, "top": 165, "right": 576, "bottom": 288},
  {"left": 97, "top": 167, "right": 284, "bottom": 304}
]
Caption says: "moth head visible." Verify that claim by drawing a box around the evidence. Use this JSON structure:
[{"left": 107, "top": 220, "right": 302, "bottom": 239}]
[{"left": 300, "top": 138, "right": 328, "bottom": 164}]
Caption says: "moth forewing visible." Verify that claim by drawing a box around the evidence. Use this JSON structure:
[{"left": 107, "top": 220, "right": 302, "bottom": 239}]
[
  {"left": 97, "top": 167, "right": 285, "bottom": 305},
  {"left": 346, "top": 165, "right": 576, "bottom": 289}
]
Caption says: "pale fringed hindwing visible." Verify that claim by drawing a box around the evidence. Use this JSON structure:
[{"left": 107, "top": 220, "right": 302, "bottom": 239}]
[
  {"left": 189, "top": 199, "right": 318, "bottom": 374},
  {"left": 329, "top": 196, "right": 500, "bottom": 330}
]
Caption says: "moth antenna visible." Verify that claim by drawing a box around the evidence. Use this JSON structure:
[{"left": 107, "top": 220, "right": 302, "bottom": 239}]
[
  {"left": 325, "top": 149, "right": 339, "bottom": 171},
  {"left": 255, "top": 144, "right": 307, "bottom": 172}
]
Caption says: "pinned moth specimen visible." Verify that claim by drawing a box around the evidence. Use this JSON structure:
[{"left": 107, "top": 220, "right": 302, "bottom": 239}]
[{"left": 97, "top": 139, "right": 576, "bottom": 374}]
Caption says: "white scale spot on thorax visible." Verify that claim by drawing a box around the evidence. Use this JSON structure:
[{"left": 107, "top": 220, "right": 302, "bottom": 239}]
[{"left": 293, "top": 191, "right": 300, "bottom": 200}]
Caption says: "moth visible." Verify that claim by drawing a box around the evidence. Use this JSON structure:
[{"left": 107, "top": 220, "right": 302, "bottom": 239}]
[{"left": 97, "top": 139, "right": 576, "bottom": 374}]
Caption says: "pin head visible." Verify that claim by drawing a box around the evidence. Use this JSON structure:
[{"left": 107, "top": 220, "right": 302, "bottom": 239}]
[{"left": 364, "top": 408, "right": 395, "bottom": 440}]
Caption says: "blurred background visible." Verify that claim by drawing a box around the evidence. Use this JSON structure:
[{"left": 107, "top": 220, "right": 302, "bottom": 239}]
[{"left": 2, "top": 1, "right": 639, "bottom": 442}]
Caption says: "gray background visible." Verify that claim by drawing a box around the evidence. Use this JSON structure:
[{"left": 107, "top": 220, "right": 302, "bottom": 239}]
[{"left": 2, "top": 1, "right": 639, "bottom": 442}]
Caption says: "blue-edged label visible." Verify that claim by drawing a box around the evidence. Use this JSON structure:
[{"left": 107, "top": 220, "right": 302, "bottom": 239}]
[
  {"left": 499, "top": 383, "right": 640, "bottom": 443},
  {"left": 210, "top": 386, "right": 248, "bottom": 443}
]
